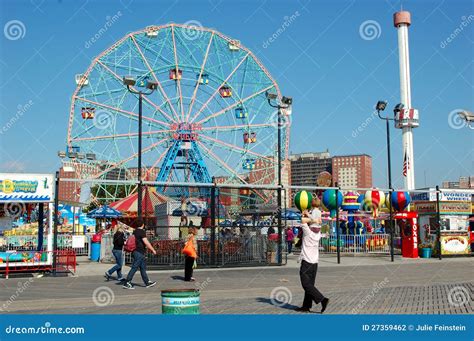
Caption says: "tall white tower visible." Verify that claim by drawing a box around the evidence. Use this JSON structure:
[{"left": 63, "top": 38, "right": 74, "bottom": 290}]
[{"left": 394, "top": 11, "right": 418, "bottom": 190}]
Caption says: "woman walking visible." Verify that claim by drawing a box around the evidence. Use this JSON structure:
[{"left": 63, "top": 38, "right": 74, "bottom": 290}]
[
  {"left": 183, "top": 227, "right": 198, "bottom": 282},
  {"left": 105, "top": 224, "right": 126, "bottom": 281}
]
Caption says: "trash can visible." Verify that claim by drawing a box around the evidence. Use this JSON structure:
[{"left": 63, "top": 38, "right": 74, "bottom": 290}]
[
  {"left": 161, "top": 289, "right": 200, "bottom": 314},
  {"left": 420, "top": 247, "right": 432, "bottom": 258},
  {"left": 90, "top": 242, "right": 101, "bottom": 262}
]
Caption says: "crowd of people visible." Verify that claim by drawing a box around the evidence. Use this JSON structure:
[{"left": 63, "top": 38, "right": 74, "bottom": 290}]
[{"left": 101, "top": 200, "right": 330, "bottom": 313}]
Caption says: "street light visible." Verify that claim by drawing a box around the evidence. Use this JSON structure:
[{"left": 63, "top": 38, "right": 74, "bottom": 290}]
[
  {"left": 457, "top": 110, "right": 474, "bottom": 130},
  {"left": 375, "top": 100, "right": 401, "bottom": 262},
  {"left": 266, "top": 91, "right": 292, "bottom": 265},
  {"left": 123, "top": 76, "right": 157, "bottom": 220}
]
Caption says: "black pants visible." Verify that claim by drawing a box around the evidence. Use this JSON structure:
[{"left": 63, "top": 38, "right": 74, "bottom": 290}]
[
  {"left": 299, "top": 260, "right": 325, "bottom": 308},
  {"left": 184, "top": 256, "right": 195, "bottom": 281}
]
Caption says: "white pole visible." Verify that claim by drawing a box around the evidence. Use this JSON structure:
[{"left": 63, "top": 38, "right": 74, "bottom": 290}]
[
  {"left": 47, "top": 203, "right": 54, "bottom": 265},
  {"left": 395, "top": 11, "right": 416, "bottom": 191}
]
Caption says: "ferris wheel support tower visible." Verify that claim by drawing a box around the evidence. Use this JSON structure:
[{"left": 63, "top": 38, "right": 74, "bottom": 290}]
[{"left": 394, "top": 11, "right": 418, "bottom": 190}]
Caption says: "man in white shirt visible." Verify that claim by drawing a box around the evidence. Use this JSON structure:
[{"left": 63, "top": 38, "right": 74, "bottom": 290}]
[{"left": 295, "top": 197, "right": 329, "bottom": 313}]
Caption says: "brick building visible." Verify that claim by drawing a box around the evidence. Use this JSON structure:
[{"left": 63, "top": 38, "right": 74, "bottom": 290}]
[
  {"left": 331, "top": 154, "right": 372, "bottom": 189},
  {"left": 289, "top": 150, "right": 332, "bottom": 187}
]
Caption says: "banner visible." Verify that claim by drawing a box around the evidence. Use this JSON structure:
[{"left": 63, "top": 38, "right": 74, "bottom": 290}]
[
  {"left": 0, "top": 173, "right": 54, "bottom": 203},
  {"left": 0, "top": 315, "right": 471, "bottom": 340}
]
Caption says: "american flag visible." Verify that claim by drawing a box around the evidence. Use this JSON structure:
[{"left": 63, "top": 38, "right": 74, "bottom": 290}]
[{"left": 403, "top": 152, "right": 409, "bottom": 177}]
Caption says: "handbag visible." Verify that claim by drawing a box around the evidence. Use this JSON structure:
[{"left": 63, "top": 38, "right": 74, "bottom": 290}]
[{"left": 182, "top": 237, "right": 197, "bottom": 258}]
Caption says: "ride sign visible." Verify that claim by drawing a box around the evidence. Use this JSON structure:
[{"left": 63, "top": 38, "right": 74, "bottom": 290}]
[{"left": 0, "top": 173, "right": 54, "bottom": 203}]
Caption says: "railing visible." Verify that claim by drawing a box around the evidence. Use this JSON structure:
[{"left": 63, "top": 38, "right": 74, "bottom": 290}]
[
  {"left": 320, "top": 234, "right": 391, "bottom": 254},
  {"left": 122, "top": 226, "right": 285, "bottom": 269},
  {"left": 0, "top": 234, "right": 90, "bottom": 256},
  {"left": 0, "top": 250, "right": 76, "bottom": 279}
]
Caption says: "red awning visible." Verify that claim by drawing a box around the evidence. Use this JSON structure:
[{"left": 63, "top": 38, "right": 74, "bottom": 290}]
[{"left": 110, "top": 187, "right": 171, "bottom": 217}]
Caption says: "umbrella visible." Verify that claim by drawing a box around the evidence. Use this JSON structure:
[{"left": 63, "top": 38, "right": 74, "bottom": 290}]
[
  {"left": 218, "top": 219, "right": 233, "bottom": 227},
  {"left": 87, "top": 205, "right": 122, "bottom": 219},
  {"left": 281, "top": 209, "right": 301, "bottom": 221},
  {"left": 234, "top": 217, "right": 250, "bottom": 225},
  {"left": 110, "top": 187, "right": 170, "bottom": 216}
]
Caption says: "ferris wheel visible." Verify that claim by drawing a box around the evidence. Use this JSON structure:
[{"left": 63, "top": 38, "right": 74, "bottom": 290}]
[{"left": 65, "top": 23, "right": 289, "bottom": 202}]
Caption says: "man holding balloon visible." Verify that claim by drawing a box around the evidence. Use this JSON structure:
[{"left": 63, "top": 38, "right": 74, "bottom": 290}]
[{"left": 294, "top": 192, "right": 330, "bottom": 313}]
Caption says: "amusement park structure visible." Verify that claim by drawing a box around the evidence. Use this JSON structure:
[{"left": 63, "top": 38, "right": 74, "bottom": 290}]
[
  {"left": 63, "top": 23, "right": 290, "bottom": 203},
  {"left": 394, "top": 11, "right": 419, "bottom": 191}
]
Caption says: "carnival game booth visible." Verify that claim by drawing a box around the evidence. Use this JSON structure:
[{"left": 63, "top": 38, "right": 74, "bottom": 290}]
[
  {"left": 0, "top": 173, "right": 74, "bottom": 278},
  {"left": 413, "top": 189, "right": 473, "bottom": 256}
]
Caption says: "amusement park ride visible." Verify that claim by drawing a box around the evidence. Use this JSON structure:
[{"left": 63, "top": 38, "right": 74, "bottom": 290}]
[{"left": 62, "top": 23, "right": 290, "bottom": 203}]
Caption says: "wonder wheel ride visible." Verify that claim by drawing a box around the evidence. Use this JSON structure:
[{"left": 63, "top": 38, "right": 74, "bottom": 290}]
[{"left": 65, "top": 23, "right": 290, "bottom": 204}]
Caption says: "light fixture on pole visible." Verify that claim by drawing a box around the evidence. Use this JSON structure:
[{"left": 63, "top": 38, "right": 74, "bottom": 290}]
[
  {"left": 123, "top": 76, "right": 157, "bottom": 220},
  {"left": 457, "top": 110, "right": 474, "bottom": 130},
  {"left": 266, "top": 91, "right": 292, "bottom": 265},
  {"left": 375, "top": 100, "right": 399, "bottom": 262}
]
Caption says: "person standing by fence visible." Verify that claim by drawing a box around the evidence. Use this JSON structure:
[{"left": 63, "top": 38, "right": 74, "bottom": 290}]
[
  {"left": 182, "top": 227, "right": 198, "bottom": 282},
  {"left": 286, "top": 227, "right": 295, "bottom": 254},
  {"left": 105, "top": 224, "right": 126, "bottom": 281},
  {"left": 295, "top": 197, "right": 329, "bottom": 313}
]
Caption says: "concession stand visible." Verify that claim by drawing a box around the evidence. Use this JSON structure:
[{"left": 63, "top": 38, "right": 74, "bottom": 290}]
[{"left": 413, "top": 189, "right": 473, "bottom": 256}]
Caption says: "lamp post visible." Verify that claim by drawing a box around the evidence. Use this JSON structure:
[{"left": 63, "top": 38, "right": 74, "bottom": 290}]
[
  {"left": 375, "top": 100, "right": 403, "bottom": 262},
  {"left": 456, "top": 110, "right": 474, "bottom": 130},
  {"left": 266, "top": 92, "right": 292, "bottom": 265},
  {"left": 123, "top": 76, "right": 157, "bottom": 220}
]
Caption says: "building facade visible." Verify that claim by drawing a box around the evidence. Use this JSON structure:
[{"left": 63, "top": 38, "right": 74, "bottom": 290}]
[
  {"left": 442, "top": 176, "right": 473, "bottom": 189},
  {"left": 289, "top": 151, "right": 332, "bottom": 187},
  {"left": 331, "top": 154, "right": 372, "bottom": 189}
]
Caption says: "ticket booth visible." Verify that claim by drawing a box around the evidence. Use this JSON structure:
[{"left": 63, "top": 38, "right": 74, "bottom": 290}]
[{"left": 394, "top": 211, "right": 419, "bottom": 258}]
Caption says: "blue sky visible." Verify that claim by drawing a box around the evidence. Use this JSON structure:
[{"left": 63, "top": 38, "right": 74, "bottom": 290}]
[{"left": 0, "top": 0, "right": 472, "bottom": 189}]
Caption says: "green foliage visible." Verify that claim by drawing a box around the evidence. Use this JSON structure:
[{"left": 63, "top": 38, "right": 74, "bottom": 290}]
[{"left": 83, "top": 184, "right": 133, "bottom": 212}]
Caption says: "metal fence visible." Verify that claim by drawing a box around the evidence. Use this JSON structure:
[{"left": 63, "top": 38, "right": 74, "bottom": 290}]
[
  {"left": 319, "top": 234, "right": 392, "bottom": 254},
  {"left": 121, "top": 225, "right": 285, "bottom": 269},
  {"left": 0, "top": 234, "right": 90, "bottom": 256}
]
